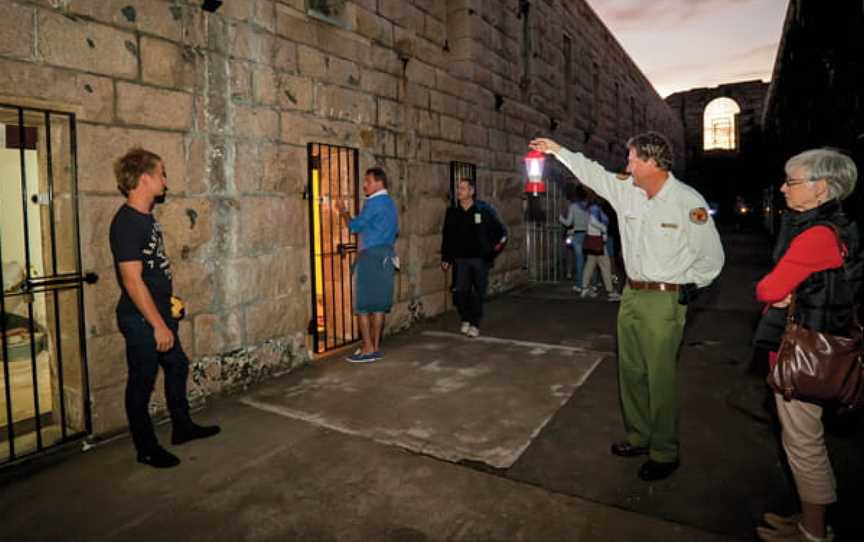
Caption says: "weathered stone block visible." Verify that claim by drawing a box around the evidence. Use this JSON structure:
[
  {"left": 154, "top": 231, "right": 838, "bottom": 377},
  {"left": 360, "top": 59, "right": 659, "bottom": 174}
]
[
  {"left": 377, "top": 98, "right": 402, "bottom": 129},
  {"left": 236, "top": 196, "right": 302, "bottom": 252},
  {"left": 172, "top": 261, "right": 213, "bottom": 316},
  {"left": 194, "top": 311, "right": 242, "bottom": 356},
  {"left": 76, "top": 123, "right": 187, "bottom": 194},
  {"left": 117, "top": 82, "right": 193, "bottom": 130},
  {"left": 355, "top": 5, "right": 393, "bottom": 46},
  {"left": 82, "top": 264, "right": 120, "bottom": 337},
  {"left": 422, "top": 13, "right": 446, "bottom": 45},
  {"left": 245, "top": 296, "right": 304, "bottom": 344},
  {"left": 416, "top": 109, "right": 440, "bottom": 138},
  {"left": 141, "top": 36, "right": 199, "bottom": 91},
  {"left": 316, "top": 85, "right": 375, "bottom": 124},
  {"left": 38, "top": 10, "right": 138, "bottom": 79},
  {"left": 398, "top": 81, "right": 429, "bottom": 109},
  {"left": 253, "top": 67, "right": 278, "bottom": 105},
  {"left": 405, "top": 58, "right": 436, "bottom": 88},
  {"left": 297, "top": 44, "right": 328, "bottom": 78},
  {"left": 90, "top": 380, "right": 127, "bottom": 436},
  {"left": 234, "top": 105, "right": 280, "bottom": 140},
  {"left": 361, "top": 70, "right": 399, "bottom": 100},
  {"left": 272, "top": 144, "right": 306, "bottom": 194},
  {"left": 77, "top": 195, "right": 125, "bottom": 271},
  {"left": 276, "top": 6, "right": 317, "bottom": 46},
  {"left": 153, "top": 197, "right": 214, "bottom": 262},
  {"left": 86, "top": 332, "right": 127, "bottom": 391},
  {"left": 0, "top": 3, "right": 34, "bottom": 59},
  {"left": 68, "top": 0, "right": 183, "bottom": 41},
  {"left": 273, "top": 38, "right": 298, "bottom": 72},
  {"left": 440, "top": 115, "right": 463, "bottom": 142},
  {"left": 316, "top": 24, "right": 372, "bottom": 67},
  {"left": 372, "top": 44, "right": 401, "bottom": 76},
  {"left": 234, "top": 141, "right": 264, "bottom": 192},
  {"left": 231, "top": 22, "right": 275, "bottom": 62},
  {"left": 230, "top": 59, "right": 254, "bottom": 102}
]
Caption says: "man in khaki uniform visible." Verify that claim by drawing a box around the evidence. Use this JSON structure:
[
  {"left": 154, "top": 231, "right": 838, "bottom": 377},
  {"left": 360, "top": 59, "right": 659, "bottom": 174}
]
[{"left": 530, "top": 132, "right": 724, "bottom": 480}]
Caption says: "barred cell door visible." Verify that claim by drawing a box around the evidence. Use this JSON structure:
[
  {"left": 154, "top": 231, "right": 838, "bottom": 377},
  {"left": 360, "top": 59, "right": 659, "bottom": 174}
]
[
  {"left": 307, "top": 143, "right": 360, "bottom": 354},
  {"left": 0, "top": 105, "right": 93, "bottom": 465}
]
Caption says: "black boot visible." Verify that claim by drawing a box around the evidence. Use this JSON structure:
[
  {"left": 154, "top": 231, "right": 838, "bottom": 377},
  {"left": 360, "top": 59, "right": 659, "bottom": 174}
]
[
  {"left": 137, "top": 446, "right": 180, "bottom": 468},
  {"left": 171, "top": 421, "right": 221, "bottom": 445}
]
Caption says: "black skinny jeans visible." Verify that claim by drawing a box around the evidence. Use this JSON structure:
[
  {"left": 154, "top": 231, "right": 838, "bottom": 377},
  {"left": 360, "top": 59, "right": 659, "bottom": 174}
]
[
  {"left": 453, "top": 258, "right": 489, "bottom": 327},
  {"left": 118, "top": 312, "right": 190, "bottom": 453}
]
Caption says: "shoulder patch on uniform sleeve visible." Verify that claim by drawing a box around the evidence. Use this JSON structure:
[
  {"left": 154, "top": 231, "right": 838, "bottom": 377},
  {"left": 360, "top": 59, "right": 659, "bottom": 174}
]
[
  {"left": 616, "top": 173, "right": 630, "bottom": 181},
  {"left": 689, "top": 207, "right": 709, "bottom": 224}
]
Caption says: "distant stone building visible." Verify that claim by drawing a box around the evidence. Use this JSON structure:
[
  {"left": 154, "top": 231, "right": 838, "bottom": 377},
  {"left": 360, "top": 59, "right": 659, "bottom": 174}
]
[
  {"left": 0, "top": 0, "right": 680, "bottom": 461},
  {"left": 762, "top": 0, "right": 864, "bottom": 219},
  {"left": 666, "top": 80, "right": 769, "bottom": 221}
]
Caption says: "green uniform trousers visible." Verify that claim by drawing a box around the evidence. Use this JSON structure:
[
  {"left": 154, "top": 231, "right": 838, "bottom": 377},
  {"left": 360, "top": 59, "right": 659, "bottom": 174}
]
[{"left": 617, "top": 286, "right": 687, "bottom": 463}]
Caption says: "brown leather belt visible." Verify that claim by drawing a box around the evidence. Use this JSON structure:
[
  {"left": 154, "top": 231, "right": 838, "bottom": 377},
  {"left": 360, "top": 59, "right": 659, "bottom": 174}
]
[{"left": 627, "top": 279, "right": 680, "bottom": 292}]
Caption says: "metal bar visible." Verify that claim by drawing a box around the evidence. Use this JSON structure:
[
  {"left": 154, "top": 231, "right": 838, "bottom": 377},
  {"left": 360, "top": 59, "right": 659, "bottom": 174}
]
[
  {"left": 320, "top": 145, "right": 331, "bottom": 351},
  {"left": 335, "top": 146, "right": 344, "bottom": 347},
  {"left": 0, "top": 136, "right": 17, "bottom": 457},
  {"left": 350, "top": 149, "right": 359, "bottom": 339},
  {"left": 69, "top": 113, "right": 93, "bottom": 437},
  {"left": 45, "top": 112, "right": 69, "bottom": 440},
  {"left": 17, "top": 110, "right": 44, "bottom": 450},
  {"left": 326, "top": 145, "right": 338, "bottom": 349},
  {"left": 306, "top": 143, "right": 320, "bottom": 354}
]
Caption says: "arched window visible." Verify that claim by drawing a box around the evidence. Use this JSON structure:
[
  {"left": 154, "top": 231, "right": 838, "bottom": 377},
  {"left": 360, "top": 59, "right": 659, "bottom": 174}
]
[{"left": 703, "top": 97, "right": 741, "bottom": 151}]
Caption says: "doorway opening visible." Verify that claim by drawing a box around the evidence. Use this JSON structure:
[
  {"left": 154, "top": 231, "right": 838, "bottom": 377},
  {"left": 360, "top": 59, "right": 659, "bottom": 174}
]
[
  {"left": 1, "top": 104, "right": 92, "bottom": 465},
  {"left": 307, "top": 143, "right": 360, "bottom": 354}
]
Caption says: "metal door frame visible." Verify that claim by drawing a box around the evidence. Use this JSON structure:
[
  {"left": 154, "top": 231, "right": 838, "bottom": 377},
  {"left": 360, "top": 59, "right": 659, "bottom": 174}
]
[
  {"left": 306, "top": 143, "right": 360, "bottom": 354},
  {"left": 0, "top": 103, "right": 93, "bottom": 464}
]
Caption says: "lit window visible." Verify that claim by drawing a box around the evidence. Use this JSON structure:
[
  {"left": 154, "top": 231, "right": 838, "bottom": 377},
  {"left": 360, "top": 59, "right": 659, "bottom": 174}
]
[{"left": 703, "top": 97, "right": 741, "bottom": 151}]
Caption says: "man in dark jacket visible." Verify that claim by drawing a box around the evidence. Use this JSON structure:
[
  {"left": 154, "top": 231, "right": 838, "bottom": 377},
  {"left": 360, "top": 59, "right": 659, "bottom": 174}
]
[{"left": 441, "top": 178, "right": 507, "bottom": 337}]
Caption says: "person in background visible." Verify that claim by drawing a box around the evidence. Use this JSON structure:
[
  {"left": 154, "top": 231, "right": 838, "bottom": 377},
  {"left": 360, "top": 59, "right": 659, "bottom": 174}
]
[
  {"left": 559, "top": 184, "right": 589, "bottom": 291},
  {"left": 110, "top": 147, "right": 220, "bottom": 469},
  {"left": 441, "top": 178, "right": 507, "bottom": 338},
  {"left": 580, "top": 189, "right": 620, "bottom": 302},
  {"left": 335, "top": 167, "right": 399, "bottom": 363},
  {"left": 753, "top": 148, "right": 861, "bottom": 542}
]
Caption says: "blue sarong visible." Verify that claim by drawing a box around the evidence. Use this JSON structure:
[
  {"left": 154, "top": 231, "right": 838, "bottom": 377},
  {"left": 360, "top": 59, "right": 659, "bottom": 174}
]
[{"left": 353, "top": 245, "right": 396, "bottom": 314}]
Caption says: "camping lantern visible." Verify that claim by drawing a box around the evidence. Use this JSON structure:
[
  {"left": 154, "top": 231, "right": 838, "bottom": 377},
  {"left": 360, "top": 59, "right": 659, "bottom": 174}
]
[{"left": 523, "top": 150, "right": 546, "bottom": 196}]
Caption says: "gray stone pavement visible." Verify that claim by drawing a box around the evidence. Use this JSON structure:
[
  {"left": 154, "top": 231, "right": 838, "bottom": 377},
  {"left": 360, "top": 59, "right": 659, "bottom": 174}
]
[{"left": 2, "top": 229, "right": 861, "bottom": 541}]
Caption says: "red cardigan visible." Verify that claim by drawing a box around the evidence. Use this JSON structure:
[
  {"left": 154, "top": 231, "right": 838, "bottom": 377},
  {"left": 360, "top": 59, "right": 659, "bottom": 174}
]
[{"left": 756, "top": 225, "right": 844, "bottom": 304}]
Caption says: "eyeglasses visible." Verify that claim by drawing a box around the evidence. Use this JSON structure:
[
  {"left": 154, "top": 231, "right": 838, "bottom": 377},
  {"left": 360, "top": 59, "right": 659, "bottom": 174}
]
[{"left": 782, "top": 177, "right": 811, "bottom": 187}]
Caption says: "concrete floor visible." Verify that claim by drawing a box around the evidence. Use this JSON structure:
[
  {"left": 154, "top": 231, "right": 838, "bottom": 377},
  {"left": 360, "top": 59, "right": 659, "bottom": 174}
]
[{"left": 2, "top": 229, "right": 862, "bottom": 541}]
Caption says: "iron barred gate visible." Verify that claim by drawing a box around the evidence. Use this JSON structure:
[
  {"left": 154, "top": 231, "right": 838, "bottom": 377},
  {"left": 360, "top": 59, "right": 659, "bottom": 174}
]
[{"left": 0, "top": 104, "right": 93, "bottom": 464}]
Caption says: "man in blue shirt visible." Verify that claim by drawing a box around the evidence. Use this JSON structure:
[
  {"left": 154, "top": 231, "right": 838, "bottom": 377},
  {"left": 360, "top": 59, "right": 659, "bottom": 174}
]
[{"left": 336, "top": 167, "right": 399, "bottom": 363}]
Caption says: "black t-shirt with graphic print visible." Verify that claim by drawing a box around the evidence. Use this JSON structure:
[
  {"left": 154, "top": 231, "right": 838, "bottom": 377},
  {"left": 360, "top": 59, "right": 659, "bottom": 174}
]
[{"left": 109, "top": 204, "right": 173, "bottom": 317}]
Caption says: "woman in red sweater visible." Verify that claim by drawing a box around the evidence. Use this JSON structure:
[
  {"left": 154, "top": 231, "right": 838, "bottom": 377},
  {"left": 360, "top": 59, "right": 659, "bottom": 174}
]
[{"left": 753, "top": 148, "right": 861, "bottom": 542}]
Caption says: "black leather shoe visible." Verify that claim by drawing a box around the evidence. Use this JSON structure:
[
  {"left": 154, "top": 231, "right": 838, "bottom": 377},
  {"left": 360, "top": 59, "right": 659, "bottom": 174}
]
[
  {"left": 610, "top": 441, "right": 649, "bottom": 457},
  {"left": 638, "top": 459, "right": 680, "bottom": 481},
  {"left": 137, "top": 446, "right": 180, "bottom": 468},
  {"left": 171, "top": 422, "right": 221, "bottom": 446}
]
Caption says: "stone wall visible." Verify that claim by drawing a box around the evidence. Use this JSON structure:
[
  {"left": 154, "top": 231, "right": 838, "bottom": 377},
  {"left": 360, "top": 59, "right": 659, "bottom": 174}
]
[
  {"left": 0, "top": 0, "right": 681, "bottom": 437},
  {"left": 666, "top": 80, "right": 768, "bottom": 215}
]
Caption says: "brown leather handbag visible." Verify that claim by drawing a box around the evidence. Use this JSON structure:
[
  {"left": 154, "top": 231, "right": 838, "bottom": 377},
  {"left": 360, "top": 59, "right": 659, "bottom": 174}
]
[{"left": 767, "top": 295, "right": 864, "bottom": 411}]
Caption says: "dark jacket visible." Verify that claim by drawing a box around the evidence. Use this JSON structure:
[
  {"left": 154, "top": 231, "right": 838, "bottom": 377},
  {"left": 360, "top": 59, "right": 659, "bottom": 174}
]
[
  {"left": 754, "top": 201, "right": 863, "bottom": 350},
  {"left": 441, "top": 200, "right": 507, "bottom": 264}
]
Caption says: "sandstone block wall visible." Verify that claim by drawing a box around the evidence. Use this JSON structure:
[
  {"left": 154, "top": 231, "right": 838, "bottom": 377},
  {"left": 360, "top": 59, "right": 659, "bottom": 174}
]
[{"left": 0, "top": 0, "right": 681, "bottom": 438}]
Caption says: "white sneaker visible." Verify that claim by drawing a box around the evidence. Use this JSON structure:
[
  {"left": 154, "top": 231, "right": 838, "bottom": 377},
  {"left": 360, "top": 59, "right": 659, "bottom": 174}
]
[
  {"left": 607, "top": 292, "right": 621, "bottom": 302},
  {"left": 571, "top": 285, "right": 582, "bottom": 292},
  {"left": 466, "top": 326, "right": 479, "bottom": 338},
  {"left": 460, "top": 321, "right": 471, "bottom": 334}
]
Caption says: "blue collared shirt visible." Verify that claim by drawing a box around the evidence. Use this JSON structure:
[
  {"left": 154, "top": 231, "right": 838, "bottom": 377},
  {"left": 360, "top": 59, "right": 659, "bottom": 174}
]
[{"left": 349, "top": 189, "right": 399, "bottom": 251}]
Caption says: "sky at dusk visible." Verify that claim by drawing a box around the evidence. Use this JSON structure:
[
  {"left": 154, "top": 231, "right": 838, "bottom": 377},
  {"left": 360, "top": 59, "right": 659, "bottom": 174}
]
[{"left": 589, "top": 0, "right": 789, "bottom": 97}]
